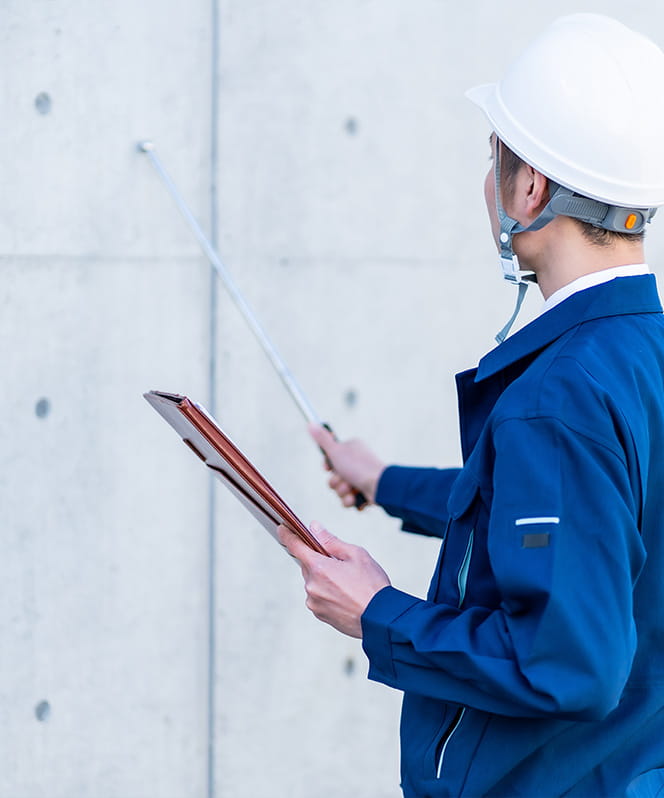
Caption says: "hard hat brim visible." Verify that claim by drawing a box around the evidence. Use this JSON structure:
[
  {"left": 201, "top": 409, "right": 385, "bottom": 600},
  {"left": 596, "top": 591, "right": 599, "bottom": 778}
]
[{"left": 465, "top": 83, "right": 495, "bottom": 111}]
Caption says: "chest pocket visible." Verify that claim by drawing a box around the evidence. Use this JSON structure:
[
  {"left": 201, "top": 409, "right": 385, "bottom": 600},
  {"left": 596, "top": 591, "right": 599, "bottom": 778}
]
[{"left": 427, "top": 469, "right": 482, "bottom": 605}]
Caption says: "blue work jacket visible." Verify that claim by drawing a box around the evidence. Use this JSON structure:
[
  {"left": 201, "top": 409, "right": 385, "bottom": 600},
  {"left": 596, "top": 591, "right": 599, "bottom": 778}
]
[{"left": 362, "top": 275, "right": 664, "bottom": 797}]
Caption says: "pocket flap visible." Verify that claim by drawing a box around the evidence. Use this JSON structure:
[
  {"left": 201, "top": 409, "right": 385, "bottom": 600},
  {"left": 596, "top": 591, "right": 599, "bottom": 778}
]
[{"left": 447, "top": 470, "right": 480, "bottom": 520}]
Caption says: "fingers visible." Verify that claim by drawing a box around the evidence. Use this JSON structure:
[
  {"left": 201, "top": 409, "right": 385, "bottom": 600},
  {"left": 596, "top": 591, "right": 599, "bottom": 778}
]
[
  {"left": 277, "top": 523, "right": 314, "bottom": 565},
  {"left": 309, "top": 520, "right": 352, "bottom": 558},
  {"left": 328, "top": 473, "right": 358, "bottom": 508},
  {"left": 309, "top": 423, "right": 336, "bottom": 455},
  {"left": 278, "top": 520, "right": 353, "bottom": 564},
  {"left": 309, "top": 423, "right": 381, "bottom": 509},
  {"left": 277, "top": 521, "right": 345, "bottom": 567},
  {"left": 309, "top": 423, "right": 335, "bottom": 472},
  {"left": 328, "top": 473, "right": 350, "bottom": 492}
]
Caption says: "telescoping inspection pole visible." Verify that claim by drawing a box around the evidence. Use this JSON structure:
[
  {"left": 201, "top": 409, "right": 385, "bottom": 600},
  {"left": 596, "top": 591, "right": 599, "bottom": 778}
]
[
  {"left": 137, "top": 140, "right": 367, "bottom": 508},
  {"left": 137, "top": 140, "right": 322, "bottom": 427}
]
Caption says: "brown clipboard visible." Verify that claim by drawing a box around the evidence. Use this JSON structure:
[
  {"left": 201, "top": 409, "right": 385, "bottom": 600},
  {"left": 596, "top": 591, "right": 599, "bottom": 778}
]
[{"left": 143, "top": 390, "right": 330, "bottom": 557}]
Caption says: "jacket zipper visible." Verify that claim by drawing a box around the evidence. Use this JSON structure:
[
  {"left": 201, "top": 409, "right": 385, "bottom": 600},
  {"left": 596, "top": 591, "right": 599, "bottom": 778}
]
[
  {"left": 457, "top": 529, "right": 474, "bottom": 608},
  {"left": 436, "top": 706, "right": 466, "bottom": 778}
]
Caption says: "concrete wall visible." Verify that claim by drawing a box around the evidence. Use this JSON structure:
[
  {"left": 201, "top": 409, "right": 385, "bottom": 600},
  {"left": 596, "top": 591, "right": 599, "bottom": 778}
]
[{"left": 2, "top": 2, "right": 664, "bottom": 796}]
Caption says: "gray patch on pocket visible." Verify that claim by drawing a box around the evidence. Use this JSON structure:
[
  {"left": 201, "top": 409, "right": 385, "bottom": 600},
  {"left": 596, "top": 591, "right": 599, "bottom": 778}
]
[{"left": 522, "top": 533, "right": 550, "bottom": 548}]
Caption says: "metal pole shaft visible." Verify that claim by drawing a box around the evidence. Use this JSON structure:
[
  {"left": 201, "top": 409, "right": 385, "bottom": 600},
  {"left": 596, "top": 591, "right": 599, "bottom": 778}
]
[{"left": 138, "top": 140, "right": 322, "bottom": 426}]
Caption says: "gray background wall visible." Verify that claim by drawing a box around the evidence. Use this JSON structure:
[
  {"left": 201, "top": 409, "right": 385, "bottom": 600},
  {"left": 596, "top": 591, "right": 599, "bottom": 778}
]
[{"left": 2, "top": 2, "right": 664, "bottom": 797}]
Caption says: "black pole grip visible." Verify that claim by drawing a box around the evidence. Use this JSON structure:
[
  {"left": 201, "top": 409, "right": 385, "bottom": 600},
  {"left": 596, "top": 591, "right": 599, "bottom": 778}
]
[{"left": 321, "top": 423, "right": 368, "bottom": 510}]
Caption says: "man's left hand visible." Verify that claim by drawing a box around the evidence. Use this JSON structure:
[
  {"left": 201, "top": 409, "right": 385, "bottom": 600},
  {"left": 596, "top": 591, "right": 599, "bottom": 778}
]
[{"left": 277, "top": 521, "right": 391, "bottom": 639}]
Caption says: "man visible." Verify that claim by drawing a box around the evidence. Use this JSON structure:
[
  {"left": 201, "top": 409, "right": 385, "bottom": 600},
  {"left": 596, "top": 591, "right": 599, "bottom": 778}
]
[{"left": 278, "top": 14, "right": 664, "bottom": 797}]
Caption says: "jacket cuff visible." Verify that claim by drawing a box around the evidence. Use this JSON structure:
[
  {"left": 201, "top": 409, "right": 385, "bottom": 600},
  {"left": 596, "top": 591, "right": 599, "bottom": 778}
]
[
  {"left": 361, "top": 586, "right": 421, "bottom": 684},
  {"left": 375, "top": 465, "right": 411, "bottom": 509}
]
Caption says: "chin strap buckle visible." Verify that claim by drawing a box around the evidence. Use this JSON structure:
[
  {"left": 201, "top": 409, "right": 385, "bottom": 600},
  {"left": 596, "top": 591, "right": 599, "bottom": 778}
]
[{"left": 500, "top": 252, "right": 536, "bottom": 285}]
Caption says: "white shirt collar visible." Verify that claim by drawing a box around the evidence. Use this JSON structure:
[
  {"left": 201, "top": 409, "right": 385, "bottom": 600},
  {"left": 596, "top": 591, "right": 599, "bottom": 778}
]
[{"left": 541, "top": 263, "right": 650, "bottom": 315}]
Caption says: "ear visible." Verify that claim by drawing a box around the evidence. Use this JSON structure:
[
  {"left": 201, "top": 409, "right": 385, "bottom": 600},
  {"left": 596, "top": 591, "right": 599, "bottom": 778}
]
[{"left": 523, "top": 164, "right": 550, "bottom": 221}]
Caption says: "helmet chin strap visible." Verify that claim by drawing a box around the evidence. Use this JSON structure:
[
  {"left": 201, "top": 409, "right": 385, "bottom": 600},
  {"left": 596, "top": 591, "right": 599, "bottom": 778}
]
[
  {"left": 494, "top": 281, "right": 530, "bottom": 344},
  {"left": 493, "top": 146, "right": 562, "bottom": 343}
]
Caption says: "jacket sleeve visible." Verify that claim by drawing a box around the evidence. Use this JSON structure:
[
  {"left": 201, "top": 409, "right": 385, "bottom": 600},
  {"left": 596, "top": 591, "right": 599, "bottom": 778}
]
[
  {"left": 362, "top": 415, "right": 646, "bottom": 720},
  {"left": 375, "top": 465, "right": 462, "bottom": 538}
]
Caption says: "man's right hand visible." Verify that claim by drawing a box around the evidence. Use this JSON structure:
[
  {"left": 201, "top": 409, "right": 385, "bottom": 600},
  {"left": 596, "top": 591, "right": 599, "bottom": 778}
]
[{"left": 309, "top": 424, "right": 386, "bottom": 508}]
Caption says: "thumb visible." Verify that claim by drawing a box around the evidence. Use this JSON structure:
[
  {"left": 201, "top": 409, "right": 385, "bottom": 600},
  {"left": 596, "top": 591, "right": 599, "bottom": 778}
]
[
  {"left": 309, "top": 423, "right": 337, "bottom": 455},
  {"left": 309, "top": 520, "right": 352, "bottom": 560}
]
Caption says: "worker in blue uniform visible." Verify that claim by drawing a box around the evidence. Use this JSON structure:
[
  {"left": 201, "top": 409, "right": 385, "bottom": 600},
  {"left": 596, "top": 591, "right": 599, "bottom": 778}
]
[{"left": 278, "top": 14, "right": 664, "bottom": 797}]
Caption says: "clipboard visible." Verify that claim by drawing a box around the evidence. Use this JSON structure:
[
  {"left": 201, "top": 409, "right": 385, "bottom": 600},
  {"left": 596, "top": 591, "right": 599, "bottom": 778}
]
[{"left": 143, "top": 391, "right": 330, "bottom": 557}]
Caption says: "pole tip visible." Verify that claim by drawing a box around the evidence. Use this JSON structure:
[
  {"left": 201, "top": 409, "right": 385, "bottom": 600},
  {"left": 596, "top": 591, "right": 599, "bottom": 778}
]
[{"left": 137, "top": 140, "right": 154, "bottom": 153}]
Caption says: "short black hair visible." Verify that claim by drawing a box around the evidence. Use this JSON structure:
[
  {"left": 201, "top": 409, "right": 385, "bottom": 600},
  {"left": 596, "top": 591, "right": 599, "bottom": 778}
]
[{"left": 498, "top": 139, "right": 645, "bottom": 247}]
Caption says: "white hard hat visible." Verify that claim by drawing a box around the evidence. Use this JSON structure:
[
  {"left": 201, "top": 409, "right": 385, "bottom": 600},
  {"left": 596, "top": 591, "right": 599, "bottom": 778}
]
[{"left": 467, "top": 13, "right": 664, "bottom": 208}]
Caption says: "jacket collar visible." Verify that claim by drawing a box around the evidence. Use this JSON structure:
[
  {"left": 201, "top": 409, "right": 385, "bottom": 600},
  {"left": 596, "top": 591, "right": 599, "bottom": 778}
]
[{"left": 475, "top": 274, "right": 662, "bottom": 383}]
